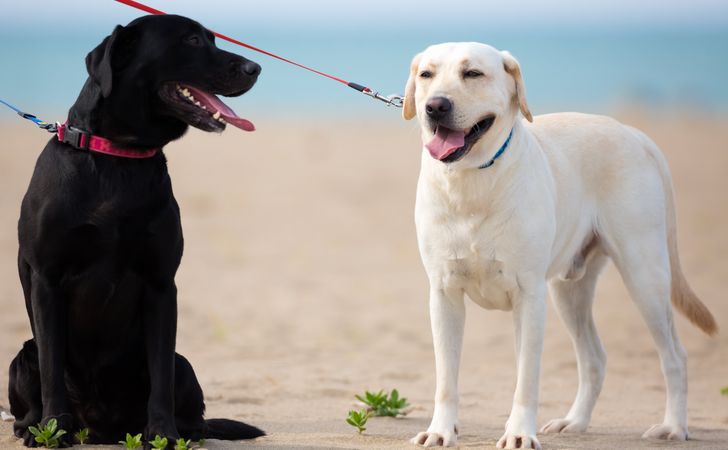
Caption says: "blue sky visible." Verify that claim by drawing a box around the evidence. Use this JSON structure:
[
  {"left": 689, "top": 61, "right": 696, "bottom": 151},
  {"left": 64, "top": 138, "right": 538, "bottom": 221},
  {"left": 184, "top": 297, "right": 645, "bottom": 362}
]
[
  {"left": 1, "top": 1, "right": 727, "bottom": 116},
  {"left": 3, "top": 0, "right": 728, "bottom": 32}
]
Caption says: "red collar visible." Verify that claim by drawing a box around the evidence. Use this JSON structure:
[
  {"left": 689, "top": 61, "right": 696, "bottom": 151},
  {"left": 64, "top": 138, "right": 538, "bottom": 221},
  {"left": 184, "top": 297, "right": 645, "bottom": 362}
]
[{"left": 57, "top": 122, "right": 159, "bottom": 159}]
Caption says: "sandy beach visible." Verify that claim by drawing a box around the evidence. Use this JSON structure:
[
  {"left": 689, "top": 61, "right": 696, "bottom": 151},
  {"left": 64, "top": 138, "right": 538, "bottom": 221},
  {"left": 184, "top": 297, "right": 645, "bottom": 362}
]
[{"left": 0, "top": 113, "right": 726, "bottom": 449}]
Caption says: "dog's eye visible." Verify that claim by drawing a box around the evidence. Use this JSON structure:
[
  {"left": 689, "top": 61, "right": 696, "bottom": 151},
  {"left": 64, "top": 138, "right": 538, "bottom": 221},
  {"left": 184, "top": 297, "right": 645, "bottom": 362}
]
[
  {"left": 419, "top": 71, "right": 433, "bottom": 79},
  {"left": 186, "top": 35, "right": 202, "bottom": 46},
  {"left": 464, "top": 70, "right": 484, "bottom": 79}
]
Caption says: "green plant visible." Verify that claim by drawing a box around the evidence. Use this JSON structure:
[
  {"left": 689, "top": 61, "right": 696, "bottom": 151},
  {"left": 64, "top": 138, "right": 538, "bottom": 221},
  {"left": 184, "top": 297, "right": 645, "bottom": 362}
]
[
  {"left": 119, "top": 433, "right": 143, "bottom": 449},
  {"left": 174, "top": 437, "right": 192, "bottom": 450},
  {"left": 149, "top": 435, "right": 169, "bottom": 449},
  {"left": 722, "top": 386, "right": 728, "bottom": 396},
  {"left": 355, "top": 389, "right": 387, "bottom": 411},
  {"left": 346, "top": 409, "right": 370, "bottom": 434},
  {"left": 382, "top": 389, "right": 409, "bottom": 417},
  {"left": 28, "top": 418, "right": 67, "bottom": 448},
  {"left": 355, "top": 389, "right": 410, "bottom": 417},
  {"left": 74, "top": 428, "right": 89, "bottom": 445}
]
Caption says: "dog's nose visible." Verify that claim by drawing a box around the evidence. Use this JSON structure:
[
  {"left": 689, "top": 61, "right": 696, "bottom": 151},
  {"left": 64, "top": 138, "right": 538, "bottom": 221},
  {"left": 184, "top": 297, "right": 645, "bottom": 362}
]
[
  {"left": 242, "top": 61, "right": 261, "bottom": 76},
  {"left": 230, "top": 60, "right": 261, "bottom": 77},
  {"left": 426, "top": 97, "right": 452, "bottom": 120}
]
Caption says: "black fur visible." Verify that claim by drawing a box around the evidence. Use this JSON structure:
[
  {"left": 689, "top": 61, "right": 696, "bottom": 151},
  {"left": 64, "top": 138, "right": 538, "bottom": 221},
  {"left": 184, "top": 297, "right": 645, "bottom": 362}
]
[{"left": 8, "top": 15, "right": 263, "bottom": 448}]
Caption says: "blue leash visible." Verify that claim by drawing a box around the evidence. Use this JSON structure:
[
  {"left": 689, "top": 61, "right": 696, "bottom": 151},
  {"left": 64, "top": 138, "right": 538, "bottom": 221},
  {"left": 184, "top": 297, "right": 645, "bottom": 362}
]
[
  {"left": 479, "top": 128, "right": 513, "bottom": 169},
  {"left": 0, "top": 98, "right": 57, "bottom": 133}
]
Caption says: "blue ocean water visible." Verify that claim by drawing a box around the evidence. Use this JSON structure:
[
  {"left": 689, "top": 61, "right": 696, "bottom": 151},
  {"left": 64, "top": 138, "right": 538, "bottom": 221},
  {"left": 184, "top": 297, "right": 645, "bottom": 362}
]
[{"left": 1, "top": 26, "right": 727, "bottom": 120}]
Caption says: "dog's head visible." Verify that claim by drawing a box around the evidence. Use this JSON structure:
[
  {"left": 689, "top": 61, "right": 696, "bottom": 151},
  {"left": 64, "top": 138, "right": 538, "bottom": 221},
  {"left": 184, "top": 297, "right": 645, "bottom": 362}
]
[
  {"left": 402, "top": 43, "right": 532, "bottom": 167},
  {"left": 85, "top": 15, "right": 260, "bottom": 137}
]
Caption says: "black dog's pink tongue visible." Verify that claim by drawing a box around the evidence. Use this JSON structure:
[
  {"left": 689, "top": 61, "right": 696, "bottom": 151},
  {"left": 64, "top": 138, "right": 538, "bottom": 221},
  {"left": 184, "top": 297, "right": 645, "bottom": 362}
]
[
  {"left": 185, "top": 86, "right": 255, "bottom": 131},
  {"left": 426, "top": 126, "right": 465, "bottom": 160}
]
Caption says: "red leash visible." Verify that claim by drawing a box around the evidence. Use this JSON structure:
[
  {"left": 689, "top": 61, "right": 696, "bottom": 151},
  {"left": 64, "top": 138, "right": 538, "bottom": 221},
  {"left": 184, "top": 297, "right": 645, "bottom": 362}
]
[{"left": 113, "top": 0, "right": 403, "bottom": 107}]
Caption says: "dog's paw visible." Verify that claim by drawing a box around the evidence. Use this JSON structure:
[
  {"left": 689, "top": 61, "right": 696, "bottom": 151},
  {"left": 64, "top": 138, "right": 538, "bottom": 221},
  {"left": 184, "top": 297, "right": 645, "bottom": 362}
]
[
  {"left": 29, "top": 415, "right": 74, "bottom": 448},
  {"left": 496, "top": 432, "right": 541, "bottom": 450},
  {"left": 144, "top": 422, "right": 179, "bottom": 450},
  {"left": 642, "top": 423, "right": 688, "bottom": 441},
  {"left": 20, "top": 428, "right": 72, "bottom": 448},
  {"left": 539, "top": 417, "right": 588, "bottom": 434},
  {"left": 410, "top": 429, "right": 458, "bottom": 447},
  {"left": 21, "top": 428, "right": 40, "bottom": 448}
]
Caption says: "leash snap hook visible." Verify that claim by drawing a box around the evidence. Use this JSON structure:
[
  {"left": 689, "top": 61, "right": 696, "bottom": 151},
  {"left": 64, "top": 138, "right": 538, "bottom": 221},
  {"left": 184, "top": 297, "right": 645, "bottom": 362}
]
[
  {"left": 363, "top": 89, "right": 404, "bottom": 108},
  {"left": 386, "top": 94, "right": 404, "bottom": 108}
]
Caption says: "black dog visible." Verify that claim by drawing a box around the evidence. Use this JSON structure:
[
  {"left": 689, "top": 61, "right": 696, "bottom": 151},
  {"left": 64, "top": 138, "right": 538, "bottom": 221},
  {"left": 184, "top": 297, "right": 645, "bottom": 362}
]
[{"left": 8, "top": 15, "right": 263, "bottom": 447}]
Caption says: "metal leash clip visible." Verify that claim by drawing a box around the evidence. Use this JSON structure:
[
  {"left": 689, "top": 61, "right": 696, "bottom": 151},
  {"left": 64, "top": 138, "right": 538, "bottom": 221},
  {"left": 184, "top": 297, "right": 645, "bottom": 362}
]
[
  {"left": 363, "top": 89, "right": 404, "bottom": 108},
  {"left": 16, "top": 111, "right": 58, "bottom": 133},
  {"left": 37, "top": 121, "right": 59, "bottom": 133}
]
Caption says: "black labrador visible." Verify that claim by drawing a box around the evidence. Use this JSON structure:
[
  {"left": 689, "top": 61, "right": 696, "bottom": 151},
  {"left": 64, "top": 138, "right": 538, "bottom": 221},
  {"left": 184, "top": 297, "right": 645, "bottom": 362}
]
[{"left": 8, "top": 14, "right": 263, "bottom": 448}]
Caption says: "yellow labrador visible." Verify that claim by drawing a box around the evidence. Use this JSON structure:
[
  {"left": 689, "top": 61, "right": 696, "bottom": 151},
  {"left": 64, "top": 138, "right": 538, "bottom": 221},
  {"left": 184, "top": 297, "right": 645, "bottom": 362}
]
[{"left": 404, "top": 42, "right": 717, "bottom": 449}]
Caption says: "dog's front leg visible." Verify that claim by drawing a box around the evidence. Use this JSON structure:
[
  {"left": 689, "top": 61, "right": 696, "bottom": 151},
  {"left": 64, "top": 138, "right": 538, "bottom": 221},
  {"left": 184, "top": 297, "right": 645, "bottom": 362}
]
[
  {"left": 143, "top": 283, "right": 180, "bottom": 446},
  {"left": 30, "top": 272, "right": 73, "bottom": 448},
  {"left": 497, "top": 284, "right": 546, "bottom": 450},
  {"left": 412, "top": 286, "right": 465, "bottom": 447}
]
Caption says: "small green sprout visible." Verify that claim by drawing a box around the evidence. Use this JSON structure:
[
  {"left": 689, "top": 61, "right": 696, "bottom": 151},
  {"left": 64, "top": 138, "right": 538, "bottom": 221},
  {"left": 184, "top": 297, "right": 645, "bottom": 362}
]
[
  {"left": 382, "top": 389, "right": 409, "bottom": 417},
  {"left": 28, "top": 418, "right": 67, "bottom": 448},
  {"left": 346, "top": 409, "right": 370, "bottom": 434},
  {"left": 355, "top": 390, "right": 387, "bottom": 411},
  {"left": 722, "top": 386, "right": 728, "bottom": 396},
  {"left": 74, "top": 427, "right": 89, "bottom": 444},
  {"left": 119, "top": 433, "right": 143, "bottom": 449},
  {"left": 149, "top": 435, "right": 169, "bottom": 449},
  {"left": 355, "top": 389, "right": 410, "bottom": 417},
  {"left": 174, "top": 437, "right": 192, "bottom": 450}
]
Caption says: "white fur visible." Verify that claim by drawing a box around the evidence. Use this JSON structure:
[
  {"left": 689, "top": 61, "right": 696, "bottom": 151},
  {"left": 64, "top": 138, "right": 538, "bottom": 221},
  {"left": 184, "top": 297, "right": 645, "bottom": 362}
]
[{"left": 406, "top": 42, "right": 696, "bottom": 448}]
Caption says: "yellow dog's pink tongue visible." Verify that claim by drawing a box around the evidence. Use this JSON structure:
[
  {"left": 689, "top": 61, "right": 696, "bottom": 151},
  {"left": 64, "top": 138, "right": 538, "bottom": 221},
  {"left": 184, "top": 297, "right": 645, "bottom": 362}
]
[{"left": 426, "top": 126, "right": 465, "bottom": 160}]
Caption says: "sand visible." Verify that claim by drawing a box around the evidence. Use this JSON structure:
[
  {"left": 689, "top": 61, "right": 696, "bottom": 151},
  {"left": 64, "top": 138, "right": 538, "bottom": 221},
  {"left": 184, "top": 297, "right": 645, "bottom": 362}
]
[{"left": 0, "top": 113, "right": 726, "bottom": 449}]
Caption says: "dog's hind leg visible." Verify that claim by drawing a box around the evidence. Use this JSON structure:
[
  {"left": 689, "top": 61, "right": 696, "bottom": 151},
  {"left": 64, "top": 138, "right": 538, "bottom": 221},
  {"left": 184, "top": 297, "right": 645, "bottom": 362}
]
[
  {"left": 174, "top": 353, "right": 206, "bottom": 441},
  {"left": 608, "top": 229, "right": 689, "bottom": 440},
  {"left": 9, "top": 340, "right": 43, "bottom": 447},
  {"left": 541, "top": 247, "right": 608, "bottom": 434}
]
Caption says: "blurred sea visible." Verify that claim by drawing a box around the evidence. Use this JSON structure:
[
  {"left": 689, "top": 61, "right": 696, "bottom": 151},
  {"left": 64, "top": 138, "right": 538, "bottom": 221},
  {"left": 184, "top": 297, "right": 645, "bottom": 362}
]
[{"left": 1, "top": 25, "right": 727, "bottom": 119}]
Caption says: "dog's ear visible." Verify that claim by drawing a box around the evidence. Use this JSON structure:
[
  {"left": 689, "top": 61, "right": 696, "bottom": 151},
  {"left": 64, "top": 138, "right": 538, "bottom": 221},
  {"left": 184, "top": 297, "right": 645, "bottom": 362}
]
[
  {"left": 403, "top": 53, "right": 422, "bottom": 120},
  {"left": 85, "top": 25, "right": 136, "bottom": 98},
  {"left": 501, "top": 51, "right": 533, "bottom": 122}
]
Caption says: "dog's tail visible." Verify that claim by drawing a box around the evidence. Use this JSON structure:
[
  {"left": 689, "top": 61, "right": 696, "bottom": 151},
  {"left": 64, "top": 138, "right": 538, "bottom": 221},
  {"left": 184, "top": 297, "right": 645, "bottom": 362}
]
[
  {"left": 204, "top": 418, "right": 265, "bottom": 441},
  {"left": 643, "top": 133, "right": 718, "bottom": 336}
]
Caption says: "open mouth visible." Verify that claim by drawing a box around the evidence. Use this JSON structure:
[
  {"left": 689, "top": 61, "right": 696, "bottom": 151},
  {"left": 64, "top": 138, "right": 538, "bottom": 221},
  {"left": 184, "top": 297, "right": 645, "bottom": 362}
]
[
  {"left": 159, "top": 83, "right": 255, "bottom": 133},
  {"left": 426, "top": 115, "right": 496, "bottom": 163}
]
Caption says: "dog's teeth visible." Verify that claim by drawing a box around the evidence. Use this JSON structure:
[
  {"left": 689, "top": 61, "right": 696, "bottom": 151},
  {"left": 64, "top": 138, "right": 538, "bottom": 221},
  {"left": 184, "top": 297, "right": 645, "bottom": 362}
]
[
  {"left": 181, "top": 88, "right": 190, "bottom": 97},
  {"left": 212, "top": 111, "right": 221, "bottom": 120},
  {"left": 195, "top": 101, "right": 201, "bottom": 106}
]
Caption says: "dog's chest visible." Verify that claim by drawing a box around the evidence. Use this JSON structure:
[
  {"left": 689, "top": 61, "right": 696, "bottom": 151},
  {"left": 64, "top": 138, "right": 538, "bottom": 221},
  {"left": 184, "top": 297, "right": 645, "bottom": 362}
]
[{"left": 421, "top": 215, "right": 519, "bottom": 311}]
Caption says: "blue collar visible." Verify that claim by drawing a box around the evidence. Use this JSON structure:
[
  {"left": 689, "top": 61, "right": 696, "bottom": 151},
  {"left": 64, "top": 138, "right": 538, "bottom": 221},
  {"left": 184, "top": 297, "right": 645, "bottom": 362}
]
[{"left": 478, "top": 128, "right": 513, "bottom": 169}]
